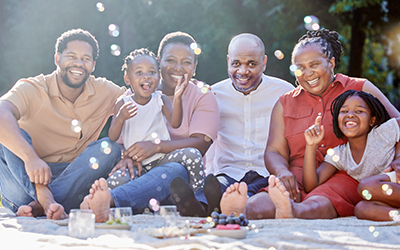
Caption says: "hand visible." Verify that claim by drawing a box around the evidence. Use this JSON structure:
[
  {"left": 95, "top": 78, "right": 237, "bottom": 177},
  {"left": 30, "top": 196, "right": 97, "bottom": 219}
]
[
  {"left": 122, "top": 141, "right": 158, "bottom": 163},
  {"left": 304, "top": 116, "right": 324, "bottom": 146},
  {"left": 25, "top": 157, "right": 52, "bottom": 185},
  {"left": 276, "top": 170, "right": 300, "bottom": 201},
  {"left": 385, "top": 157, "right": 400, "bottom": 184},
  {"left": 116, "top": 101, "right": 137, "bottom": 122},
  {"left": 109, "top": 157, "right": 143, "bottom": 179},
  {"left": 174, "top": 74, "right": 189, "bottom": 98}
]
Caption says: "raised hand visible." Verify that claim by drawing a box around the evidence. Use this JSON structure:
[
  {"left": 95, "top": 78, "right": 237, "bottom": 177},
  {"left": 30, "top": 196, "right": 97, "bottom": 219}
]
[
  {"left": 304, "top": 116, "right": 324, "bottom": 147},
  {"left": 174, "top": 74, "right": 189, "bottom": 98},
  {"left": 116, "top": 101, "right": 137, "bottom": 122}
]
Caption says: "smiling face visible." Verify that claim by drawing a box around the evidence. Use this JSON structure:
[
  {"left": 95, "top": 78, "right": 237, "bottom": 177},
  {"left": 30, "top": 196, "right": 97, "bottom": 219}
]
[
  {"left": 338, "top": 95, "right": 376, "bottom": 139},
  {"left": 159, "top": 43, "right": 197, "bottom": 95},
  {"left": 293, "top": 44, "right": 335, "bottom": 97},
  {"left": 55, "top": 40, "right": 95, "bottom": 89},
  {"left": 227, "top": 38, "right": 267, "bottom": 95},
  {"left": 124, "top": 55, "right": 160, "bottom": 103}
]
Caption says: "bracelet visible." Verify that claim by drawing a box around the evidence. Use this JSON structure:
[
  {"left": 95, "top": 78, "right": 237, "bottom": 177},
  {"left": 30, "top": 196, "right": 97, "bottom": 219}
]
[{"left": 395, "top": 153, "right": 400, "bottom": 159}]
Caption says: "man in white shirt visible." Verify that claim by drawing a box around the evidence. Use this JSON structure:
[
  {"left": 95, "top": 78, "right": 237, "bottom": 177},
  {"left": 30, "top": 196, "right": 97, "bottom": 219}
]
[{"left": 170, "top": 33, "right": 294, "bottom": 216}]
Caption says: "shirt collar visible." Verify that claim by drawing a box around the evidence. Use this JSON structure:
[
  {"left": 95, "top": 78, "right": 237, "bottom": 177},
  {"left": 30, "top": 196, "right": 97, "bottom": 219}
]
[
  {"left": 292, "top": 73, "right": 346, "bottom": 98},
  {"left": 48, "top": 71, "right": 95, "bottom": 101}
]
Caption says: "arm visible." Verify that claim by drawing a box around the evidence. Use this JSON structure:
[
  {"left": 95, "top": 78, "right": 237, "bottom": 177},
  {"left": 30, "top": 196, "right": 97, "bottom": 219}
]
[
  {"left": 122, "top": 133, "right": 212, "bottom": 161},
  {"left": 161, "top": 74, "right": 188, "bottom": 128},
  {"left": 363, "top": 80, "right": 400, "bottom": 183},
  {"left": 264, "top": 100, "right": 299, "bottom": 200},
  {"left": 302, "top": 116, "right": 337, "bottom": 191},
  {"left": 0, "top": 100, "right": 52, "bottom": 184},
  {"left": 108, "top": 99, "right": 137, "bottom": 141}
]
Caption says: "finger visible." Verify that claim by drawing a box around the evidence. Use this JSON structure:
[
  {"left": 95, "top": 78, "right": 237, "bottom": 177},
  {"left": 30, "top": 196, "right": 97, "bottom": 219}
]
[
  {"left": 137, "top": 162, "right": 143, "bottom": 177},
  {"left": 315, "top": 116, "right": 322, "bottom": 127},
  {"left": 127, "top": 160, "right": 135, "bottom": 179}
]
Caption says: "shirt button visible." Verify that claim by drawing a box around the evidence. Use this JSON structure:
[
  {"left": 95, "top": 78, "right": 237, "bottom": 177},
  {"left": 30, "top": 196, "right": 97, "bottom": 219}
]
[
  {"left": 319, "top": 99, "right": 321, "bottom": 102},
  {"left": 318, "top": 112, "right": 321, "bottom": 116},
  {"left": 321, "top": 144, "right": 324, "bottom": 147}
]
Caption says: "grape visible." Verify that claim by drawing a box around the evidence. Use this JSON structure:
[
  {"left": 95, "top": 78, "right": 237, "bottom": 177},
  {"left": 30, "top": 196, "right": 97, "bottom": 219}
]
[
  {"left": 211, "top": 211, "right": 219, "bottom": 219},
  {"left": 218, "top": 219, "right": 226, "bottom": 225},
  {"left": 243, "top": 218, "right": 249, "bottom": 226},
  {"left": 238, "top": 214, "right": 245, "bottom": 222},
  {"left": 218, "top": 213, "right": 227, "bottom": 219}
]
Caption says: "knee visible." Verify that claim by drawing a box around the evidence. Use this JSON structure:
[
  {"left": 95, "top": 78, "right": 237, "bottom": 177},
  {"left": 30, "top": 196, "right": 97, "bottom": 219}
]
[
  {"left": 357, "top": 176, "right": 379, "bottom": 197},
  {"left": 354, "top": 200, "right": 368, "bottom": 219},
  {"left": 180, "top": 147, "right": 202, "bottom": 159},
  {"left": 101, "top": 138, "right": 121, "bottom": 160},
  {"left": 165, "top": 162, "right": 189, "bottom": 181}
]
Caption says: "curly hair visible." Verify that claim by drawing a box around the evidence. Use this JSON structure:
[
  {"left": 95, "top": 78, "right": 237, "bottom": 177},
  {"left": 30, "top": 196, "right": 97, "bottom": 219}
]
[
  {"left": 331, "top": 90, "right": 390, "bottom": 139},
  {"left": 121, "top": 48, "right": 159, "bottom": 74},
  {"left": 157, "top": 31, "right": 198, "bottom": 62},
  {"left": 291, "top": 28, "right": 342, "bottom": 68},
  {"left": 55, "top": 29, "right": 99, "bottom": 61}
]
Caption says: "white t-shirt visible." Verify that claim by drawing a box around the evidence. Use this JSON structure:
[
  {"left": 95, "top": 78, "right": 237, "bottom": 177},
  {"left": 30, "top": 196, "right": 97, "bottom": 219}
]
[
  {"left": 205, "top": 74, "right": 294, "bottom": 181},
  {"left": 120, "top": 91, "right": 170, "bottom": 165},
  {"left": 325, "top": 118, "right": 399, "bottom": 182}
]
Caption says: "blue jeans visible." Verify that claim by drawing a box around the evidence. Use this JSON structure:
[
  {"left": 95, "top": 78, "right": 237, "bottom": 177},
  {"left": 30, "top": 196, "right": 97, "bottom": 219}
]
[
  {"left": 110, "top": 162, "right": 189, "bottom": 214},
  {"left": 195, "top": 170, "right": 269, "bottom": 205},
  {"left": 0, "top": 129, "right": 121, "bottom": 213}
]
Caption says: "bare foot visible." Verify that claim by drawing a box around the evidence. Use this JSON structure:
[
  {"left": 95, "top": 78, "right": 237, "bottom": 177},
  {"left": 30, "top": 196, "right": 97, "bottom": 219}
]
[
  {"left": 220, "top": 182, "right": 248, "bottom": 216},
  {"left": 17, "top": 201, "right": 44, "bottom": 217},
  {"left": 80, "top": 195, "right": 91, "bottom": 210},
  {"left": 88, "top": 178, "right": 111, "bottom": 223},
  {"left": 46, "top": 203, "right": 68, "bottom": 220},
  {"left": 269, "top": 175, "right": 293, "bottom": 219}
]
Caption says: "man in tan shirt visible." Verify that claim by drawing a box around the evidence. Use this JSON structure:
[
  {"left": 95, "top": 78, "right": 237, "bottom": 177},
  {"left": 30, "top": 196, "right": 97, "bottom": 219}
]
[{"left": 0, "top": 29, "right": 124, "bottom": 219}]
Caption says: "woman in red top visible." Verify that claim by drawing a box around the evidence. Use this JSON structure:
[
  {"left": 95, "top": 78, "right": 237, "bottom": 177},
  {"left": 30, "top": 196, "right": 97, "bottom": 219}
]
[{"left": 220, "top": 29, "right": 400, "bottom": 219}]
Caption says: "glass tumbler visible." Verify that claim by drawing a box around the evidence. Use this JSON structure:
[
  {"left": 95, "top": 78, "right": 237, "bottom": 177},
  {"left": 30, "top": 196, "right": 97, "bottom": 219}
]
[{"left": 68, "top": 209, "right": 95, "bottom": 239}]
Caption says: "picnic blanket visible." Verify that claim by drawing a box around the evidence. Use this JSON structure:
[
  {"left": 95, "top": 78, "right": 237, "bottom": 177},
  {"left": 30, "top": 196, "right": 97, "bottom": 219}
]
[{"left": 1, "top": 207, "right": 400, "bottom": 249}]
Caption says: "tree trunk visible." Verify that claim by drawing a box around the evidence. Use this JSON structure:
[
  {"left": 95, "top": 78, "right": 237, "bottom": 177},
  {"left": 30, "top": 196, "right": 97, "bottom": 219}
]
[{"left": 347, "top": 8, "right": 365, "bottom": 77}]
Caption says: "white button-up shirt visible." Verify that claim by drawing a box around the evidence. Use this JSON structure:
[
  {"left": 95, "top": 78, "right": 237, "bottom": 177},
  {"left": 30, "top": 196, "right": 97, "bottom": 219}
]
[{"left": 206, "top": 74, "right": 294, "bottom": 181}]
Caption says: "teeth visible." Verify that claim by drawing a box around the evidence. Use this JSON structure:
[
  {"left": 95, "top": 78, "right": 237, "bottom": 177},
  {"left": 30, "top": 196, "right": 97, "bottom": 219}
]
[
  {"left": 171, "top": 75, "right": 183, "bottom": 79},
  {"left": 346, "top": 121, "right": 357, "bottom": 126},
  {"left": 307, "top": 78, "right": 319, "bottom": 85},
  {"left": 238, "top": 78, "right": 249, "bottom": 81},
  {"left": 70, "top": 70, "right": 83, "bottom": 75},
  {"left": 142, "top": 82, "right": 150, "bottom": 86}
]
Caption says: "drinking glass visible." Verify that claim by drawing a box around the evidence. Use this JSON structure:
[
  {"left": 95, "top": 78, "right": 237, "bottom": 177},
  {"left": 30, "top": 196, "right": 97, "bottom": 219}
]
[
  {"left": 68, "top": 209, "right": 95, "bottom": 239},
  {"left": 109, "top": 207, "right": 133, "bottom": 225}
]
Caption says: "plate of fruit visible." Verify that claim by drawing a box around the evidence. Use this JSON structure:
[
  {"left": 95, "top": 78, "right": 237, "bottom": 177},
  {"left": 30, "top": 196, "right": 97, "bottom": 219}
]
[{"left": 207, "top": 212, "right": 249, "bottom": 239}]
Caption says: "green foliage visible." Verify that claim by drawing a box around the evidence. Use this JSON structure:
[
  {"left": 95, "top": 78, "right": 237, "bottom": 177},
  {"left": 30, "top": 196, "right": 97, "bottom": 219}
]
[{"left": 330, "top": 0, "right": 383, "bottom": 13}]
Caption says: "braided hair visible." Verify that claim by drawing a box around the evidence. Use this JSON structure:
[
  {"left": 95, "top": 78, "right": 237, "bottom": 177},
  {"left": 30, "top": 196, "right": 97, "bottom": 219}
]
[
  {"left": 291, "top": 28, "right": 342, "bottom": 68},
  {"left": 121, "top": 48, "right": 159, "bottom": 74},
  {"left": 331, "top": 90, "right": 390, "bottom": 139}
]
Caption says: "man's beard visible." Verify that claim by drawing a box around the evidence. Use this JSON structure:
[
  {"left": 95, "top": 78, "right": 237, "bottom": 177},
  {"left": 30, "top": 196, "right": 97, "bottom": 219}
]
[{"left": 61, "top": 67, "right": 89, "bottom": 89}]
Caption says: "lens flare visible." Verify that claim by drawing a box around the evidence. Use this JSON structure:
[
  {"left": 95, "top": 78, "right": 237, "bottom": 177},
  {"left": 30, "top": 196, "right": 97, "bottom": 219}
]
[
  {"left": 362, "top": 190, "right": 372, "bottom": 200},
  {"left": 89, "top": 157, "right": 99, "bottom": 169},
  {"left": 327, "top": 148, "right": 334, "bottom": 156},
  {"left": 332, "top": 155, "right": 340, "bottom": 162},
  {"left": 194, "top": 47, "right": 202, "bottom": 55},
  {"left": 96, "top": 2, "right": 105, "bottom": 12},
  {"left": 111, "top": 44, "right": 121, "bottom": 56},
  {"left": 369, "top": 226, "right": 375, "bottom": 232},
  {"left": 294, "top": 69, "right": 302, "bottom": 77},
  {"left": 190, "top": 43, "right": 198, "bottom": 50},
  {"left": 274, "top": 50, "right": 284, "bottom": 60},
  {"left": 197, "top": 81, "right": 205, "bottom": 88},
  {"left": 71, "top": 119, "right": 82, "bottom": 133},
  {"left": 201, "top": 87, "right": 208, "bottom": 94},
  {"left": 289, "top": 65, "right": 297, "bottom": 72},
  {"left": 108, "top": 24, "right": 120, "bottom": 37},
  {"left": 304, "top": 15, "right": 320, "bottom": 31}
]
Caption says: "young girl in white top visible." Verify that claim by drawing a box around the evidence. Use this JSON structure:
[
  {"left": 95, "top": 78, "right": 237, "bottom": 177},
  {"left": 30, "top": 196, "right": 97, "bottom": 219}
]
[
  {"left": 303, "top": 90, "right": 399, "bottom": 194},
  {"left": 107, "top": 48, "right": 205, "bottom": 192}
]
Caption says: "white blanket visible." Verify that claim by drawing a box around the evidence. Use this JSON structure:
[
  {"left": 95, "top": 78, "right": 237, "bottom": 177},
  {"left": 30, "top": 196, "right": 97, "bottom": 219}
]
[{"left": 1, "top": 207, "right": 400, "bottom": 249}]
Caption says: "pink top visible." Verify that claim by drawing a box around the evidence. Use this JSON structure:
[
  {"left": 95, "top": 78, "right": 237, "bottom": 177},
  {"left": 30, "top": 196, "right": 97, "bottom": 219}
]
[{"left": 166, "top": 81, "right": 219, "bottom": 142}]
